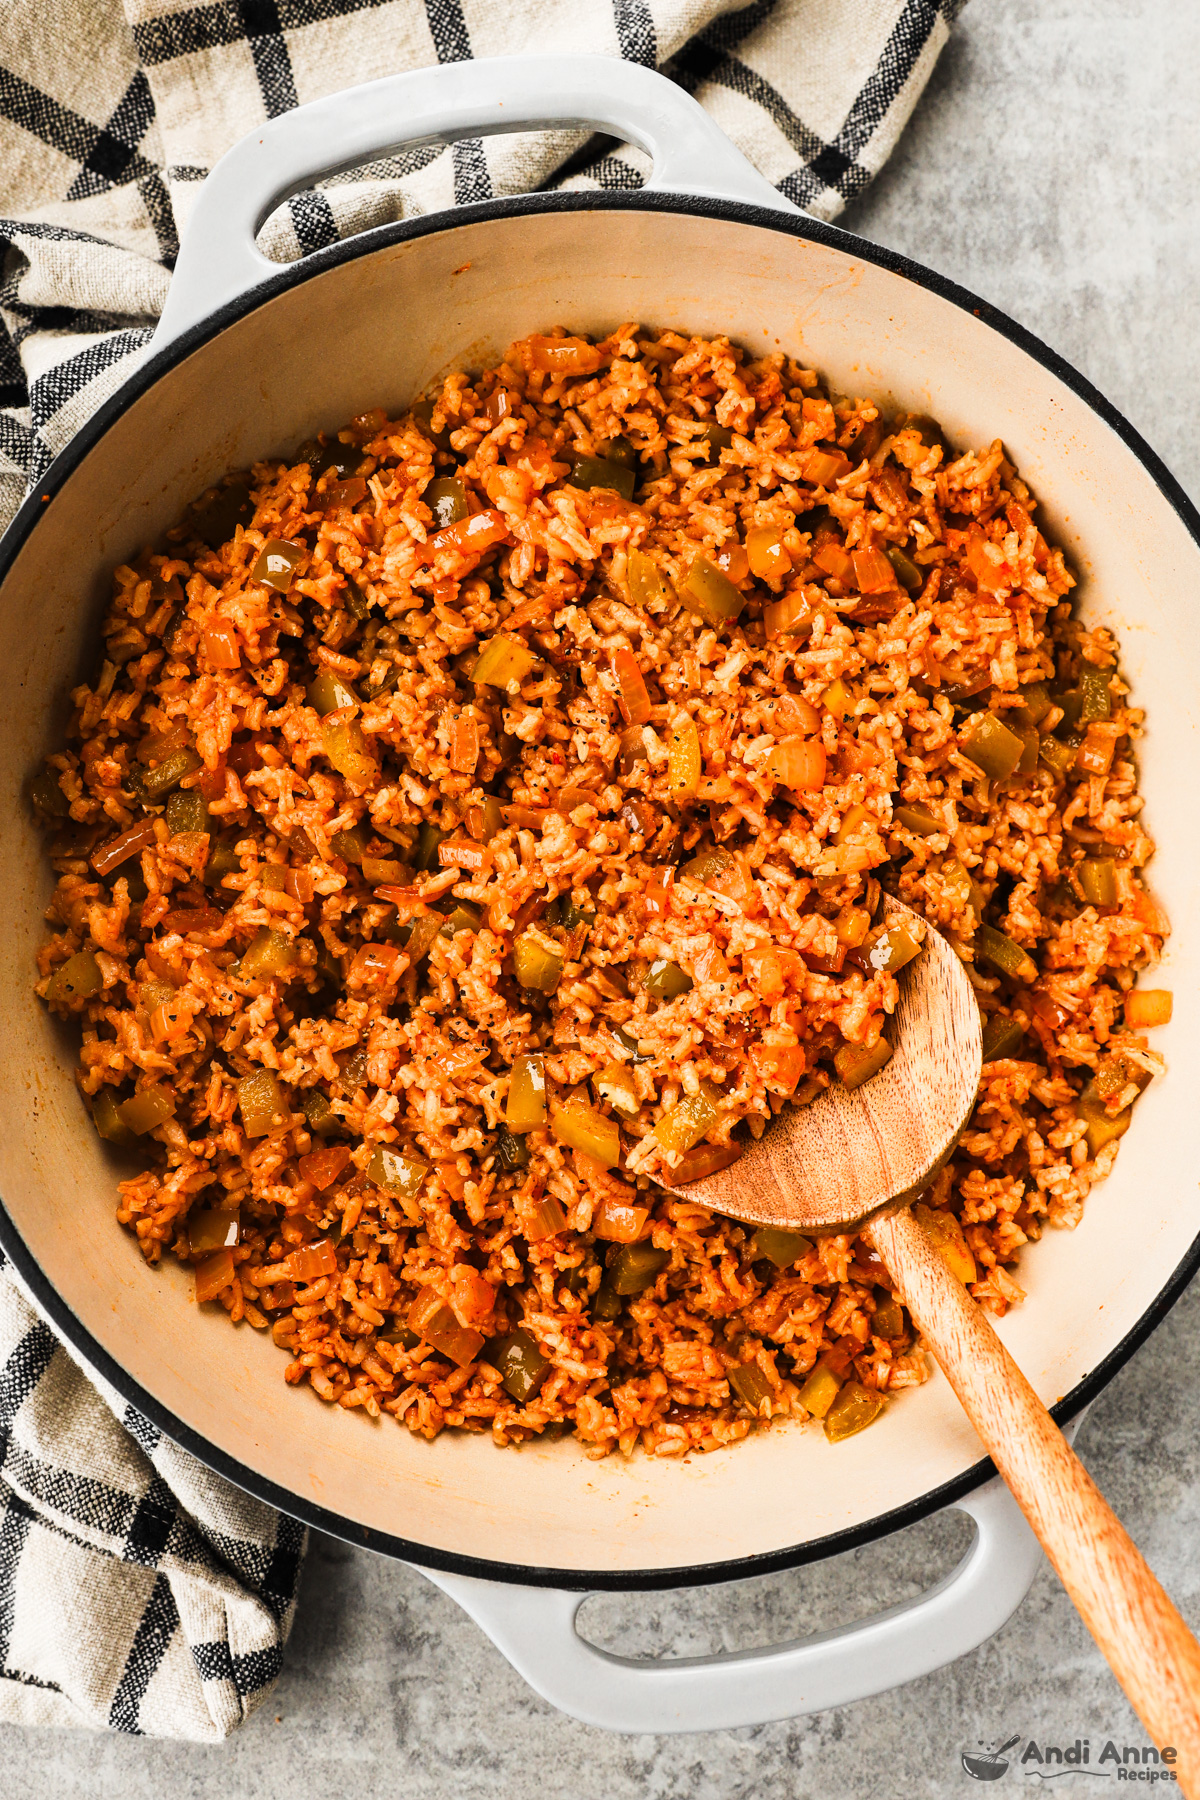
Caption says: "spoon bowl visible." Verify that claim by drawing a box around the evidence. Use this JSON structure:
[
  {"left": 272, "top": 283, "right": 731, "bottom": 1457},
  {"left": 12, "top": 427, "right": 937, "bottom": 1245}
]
[{"left": 674, "top": 893, "right": 982, "bottom": 1236}]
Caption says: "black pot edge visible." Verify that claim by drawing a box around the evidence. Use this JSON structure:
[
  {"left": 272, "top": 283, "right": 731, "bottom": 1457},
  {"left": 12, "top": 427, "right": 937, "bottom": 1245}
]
[{"left": 2, "top": 186, "right": 1199, "bottom": 1594}]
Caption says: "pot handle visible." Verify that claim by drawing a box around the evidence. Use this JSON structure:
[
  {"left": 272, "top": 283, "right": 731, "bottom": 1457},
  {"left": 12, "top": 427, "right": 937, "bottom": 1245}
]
[
  {"left": 416, "top": 1453, "right": 1063, "bottom": 1735},
  {"left": 155, "top": 55, "right": 795, "bottom": 347}
]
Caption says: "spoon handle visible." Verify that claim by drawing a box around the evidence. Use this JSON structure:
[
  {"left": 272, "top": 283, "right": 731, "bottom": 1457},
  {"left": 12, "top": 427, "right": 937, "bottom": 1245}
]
[{"left": 866, "top": 1207, "right": 1200, "bottom": 1790}]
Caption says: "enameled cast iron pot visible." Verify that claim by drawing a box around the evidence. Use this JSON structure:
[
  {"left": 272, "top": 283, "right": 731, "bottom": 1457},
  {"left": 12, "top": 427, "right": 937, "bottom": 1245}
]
[{"left": 1, "top": 59, "right": 1197, "bottom": 1734}]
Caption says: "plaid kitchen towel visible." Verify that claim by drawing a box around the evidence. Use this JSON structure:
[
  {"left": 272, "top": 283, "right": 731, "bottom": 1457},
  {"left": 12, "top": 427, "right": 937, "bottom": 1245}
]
[
  {"left": 0, "top": 1253, "right": 305, "bottom": 1737},
  {"left": 0, "top": 0, "right": 964, "bottom": 1741},
  {"left": 0, "top": 0, "right": 968, "bottom": 528}
]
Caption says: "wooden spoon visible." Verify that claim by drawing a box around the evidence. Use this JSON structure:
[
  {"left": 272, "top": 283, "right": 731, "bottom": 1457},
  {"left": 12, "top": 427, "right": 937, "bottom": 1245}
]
[{"left": 670, "top": 895, "right": 1200, "bottom": 1783}]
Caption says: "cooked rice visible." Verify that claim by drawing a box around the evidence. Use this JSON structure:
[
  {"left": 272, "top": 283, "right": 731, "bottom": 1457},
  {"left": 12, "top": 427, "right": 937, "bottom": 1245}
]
[{"left": 33, "top": 323, "right": 1168, "bottom": 1458}]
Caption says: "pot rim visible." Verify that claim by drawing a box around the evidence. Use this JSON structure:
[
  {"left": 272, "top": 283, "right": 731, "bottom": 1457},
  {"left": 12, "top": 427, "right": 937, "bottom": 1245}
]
[{"left": 2, "top": 187, "right": 1198, "bottom": 1592}]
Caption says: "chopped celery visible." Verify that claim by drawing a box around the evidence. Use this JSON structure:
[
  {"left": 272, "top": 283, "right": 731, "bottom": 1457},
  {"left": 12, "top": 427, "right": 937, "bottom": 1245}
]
[
  {"left": 45, "top": 949, "right": 103, "bottom": 1007},
  {"left": 472, "top": 634, "right": 536, "bottom": 689},
  {"left": 611, "top": 646, "right": 652, "bottom": 726},
  {"left": 30, "top": 768, "right": 69, "bottom": 818},
  {"left": 308, "top": 670, "right": 358, "bottom": 716},
  {"left": 798, "top": 1364, "right": 841, "bottom": 1419},
  {"left": 165, "top": 789, "right": 209, "bottom": 835},
  {"left": 132, "top": 746, "right": 202, "bottom": 803},
  {"left": 862, "top": 921, "right": 923, "bottom": 975},
  {"left": 913, "top": 1202, "right": 976, "bottom": 1283},
  {"left": 525, "top": 1195, "right": 569, "bottom": 1242},
  {"left": 976, "top": 923, "right": 1037, "bottom": 985},
  {"left": 1079, "top": 858, "right": 1117, "bottom": 907},
  {"left": 727, "top": 1362, "right": 774, "bottom": 1414},
  {"left": 667, "top": 714, "right": 702, "bottom": 798},
  {"left": 1079, "top": 663, "right": 1113, "bottom": 722},
  {"left": 188, "top": 1209, "right": 240, "bottom": 1254},
  {"left": 645, "top": 958, "right": 692, "bottom": 999},
  {"left": 608, "top": 1241, "right": 669, "bottom": 1295},
  {"left": 1077, "top": 1078, "right": 1132, "bottom": 1157},
  {"left": 362, "top": 855, "right": 413, "bottom": 885},
  {"left": 981, "top": 1014, "right": 1025, "bottom": 1062},
  {"left": 681, "top": 556, "right": 744, "bottom": 629},
  {"left": 92, "top": 1088, "right": 136, "bottom": 1147},
  {"left": 321, "top": 718, "right": 376, "bottom": 786},
  {"left": 894, "top": 803, "right": 940, "bottom": 836},
  {"left": 551, "top": 1101, "right": 621, "bottom": 1168},
  {"left": 409, "top": 1301, "right": 484, "bottom": 1369},
  {"left": 119, "top": 1086, "right": 176, "bottom": 1136},
  {"left": 237, "top": 1071, "right": 287, "bottom": 1138},
  {"left": 834, "top": 1038, "right": 893, "bottom": 1089},
  {"left": 194, "top": 1248, "right": 235, "bottom": 1304},
  {"left": 591, "top": 1196, "right": 650, "bottom": 1243},
  {"left": 367, "top": 1146, "right": 430, "bottom": 1201},
  {"left": 746, "top": 526, "right": 792, "bottom": 583},
  {"left": 513, "top": 929, "right": 564, "bottom": 993},
  {"left": 300, "top": 1088, "right": 340, "bottom": 1138},
  {"left": 569, "top": 455, "right": 635, "bottom": 501},
  {"left": 288, "top": 1240, "right": 338, "bottom": 1281},
  {"left": 751, "top": 1227, "right": 812, "bottom": 1268},
  {"left": 673, "top": 1141, "right": 745, "bottom": 1183},
  {"left": 485, "top": 1328, "right": 550, "bottom": 1403},
  {"left": 654, "top": 1084, "right": 720, "bottom": 1155},
  {"left": 252, "top": 539, "right": 305, "bottom": 592},
  {"left": 871, "top": 1295, "right": 905, "bottom": 1338},
  {"left": 412, "top": 821, "right": 449, "bottom": 871},
  {"left": 885, "top": 546, "right": 922, "bottom": 591},
  {"left": 764, "top": 589, "right": 816, "bottom": 638},
  {"left": 424, "top": 477, "right": 468, "bottom": 527},
  {"left": 962, "top": 713, "right": 1024, "bottom": 781},
  {"left": 506, "top": 1054, "right": 547, "bottom": 1131},
  {"left": 592, "top": 1063, "right": 639, "bottom": 1119},
  {"left": 1125, "top": 989, "right": 1172, "bottom": 1029},
  {"left": 495, "top": 1125, "right": 531, "bottom": 1170},
  {"left": 235, "top": 927, "right": 296, "bottom": 980},
  {"left": 824, "top": 1380, "right": 885, "bottom": 1443},
  {"left": 822, "top": 676, "right": 851, "bottom": 720},
  {"left": 204, "top": 836, "right": 241, "bottom": 887}
]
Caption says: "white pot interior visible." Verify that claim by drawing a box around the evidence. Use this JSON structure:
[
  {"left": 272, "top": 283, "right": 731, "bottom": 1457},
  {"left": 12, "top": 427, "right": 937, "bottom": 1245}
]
[{"left": 2, "top": 206, "right": 1197, "bottom": 1578}]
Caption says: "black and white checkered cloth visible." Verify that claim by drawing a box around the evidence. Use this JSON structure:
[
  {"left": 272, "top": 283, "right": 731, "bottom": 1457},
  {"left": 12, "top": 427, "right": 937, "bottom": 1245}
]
[
  {"left": 0, "top": 0, "right": 964, "bottom": 1740},
  {"left": 0, "top": 1252, "right": 304, "bottom": 1737}
]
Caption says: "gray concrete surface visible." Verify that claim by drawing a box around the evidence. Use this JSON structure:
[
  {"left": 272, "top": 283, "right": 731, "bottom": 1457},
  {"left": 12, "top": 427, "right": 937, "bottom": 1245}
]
[{"left": 4, "top": 2, "right": 1200, "bottom": 1794}]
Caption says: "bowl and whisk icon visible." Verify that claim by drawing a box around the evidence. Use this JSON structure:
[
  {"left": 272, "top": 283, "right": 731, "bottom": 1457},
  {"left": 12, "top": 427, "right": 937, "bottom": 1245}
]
[{"left": 962, "top": 1735, "right": 1022, "bottom": 1780}]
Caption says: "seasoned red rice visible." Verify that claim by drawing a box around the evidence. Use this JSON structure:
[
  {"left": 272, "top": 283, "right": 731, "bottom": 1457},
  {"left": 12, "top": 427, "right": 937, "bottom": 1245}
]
[{"left": 33, "top": 323, "right": 1169, "bottom": 1458}]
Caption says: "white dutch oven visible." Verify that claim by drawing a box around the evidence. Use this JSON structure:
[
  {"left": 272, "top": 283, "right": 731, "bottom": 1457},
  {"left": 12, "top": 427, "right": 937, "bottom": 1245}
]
[{"left": 0, "top": 58, "right": 1196, "bottom": 1734}]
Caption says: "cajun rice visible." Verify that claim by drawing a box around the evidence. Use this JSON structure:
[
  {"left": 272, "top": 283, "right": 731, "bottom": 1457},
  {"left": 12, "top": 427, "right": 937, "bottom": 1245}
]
[{"left": 32, "top": 323, "right": 1169, "bottom": 1458}]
